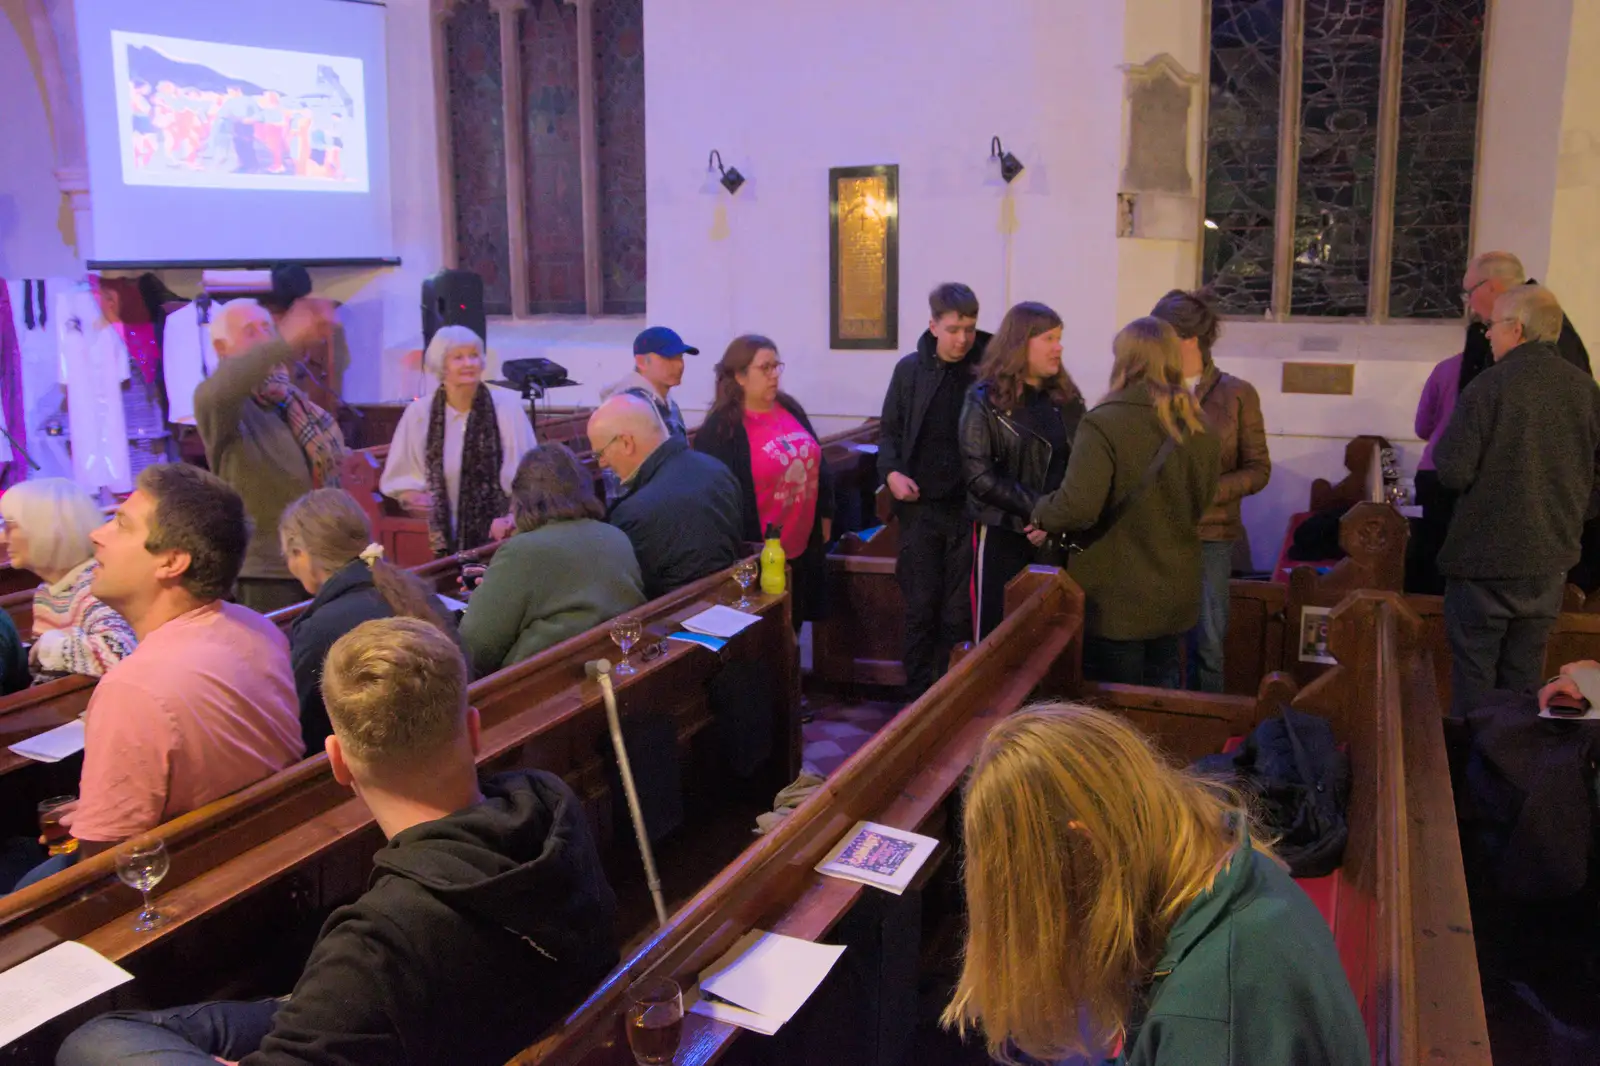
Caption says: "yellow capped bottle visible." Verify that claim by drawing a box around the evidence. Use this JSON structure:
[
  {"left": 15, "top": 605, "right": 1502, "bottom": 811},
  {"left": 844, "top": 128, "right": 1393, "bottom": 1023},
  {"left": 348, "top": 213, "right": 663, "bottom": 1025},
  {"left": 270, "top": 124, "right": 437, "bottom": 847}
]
[{"left": 759, "top": 523, "right": 787, "bottom": 595}]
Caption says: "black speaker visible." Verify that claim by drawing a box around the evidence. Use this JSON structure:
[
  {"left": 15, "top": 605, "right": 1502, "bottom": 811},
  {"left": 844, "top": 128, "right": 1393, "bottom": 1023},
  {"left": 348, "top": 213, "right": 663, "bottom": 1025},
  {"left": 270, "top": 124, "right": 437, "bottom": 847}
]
[{"left": 421, "top": 269, "right": 486, "bottom": 348}]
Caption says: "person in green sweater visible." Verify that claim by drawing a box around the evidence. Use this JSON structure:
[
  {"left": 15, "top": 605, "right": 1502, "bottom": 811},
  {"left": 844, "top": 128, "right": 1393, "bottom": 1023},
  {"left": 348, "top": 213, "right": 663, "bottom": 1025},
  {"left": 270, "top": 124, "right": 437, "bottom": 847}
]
[
  {"left": 195, "top": 297, "right": 347, "bottom": 613},
  {"left": 460, "top": 444, "right": 645, "bottom": 676},
  {"left": 943, "top": 704, "right": 1369, "bottom": 1066}
]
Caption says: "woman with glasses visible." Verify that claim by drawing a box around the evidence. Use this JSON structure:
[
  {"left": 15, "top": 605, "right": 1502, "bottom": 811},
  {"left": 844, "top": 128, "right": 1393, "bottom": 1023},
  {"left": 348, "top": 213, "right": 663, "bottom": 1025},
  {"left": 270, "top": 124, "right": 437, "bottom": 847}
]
[
  {"left": 695, "top": 335, "right": 834, "bottom": 627},
  {"left": 0, "top": 477, "right": 134, "bottom": 683}
]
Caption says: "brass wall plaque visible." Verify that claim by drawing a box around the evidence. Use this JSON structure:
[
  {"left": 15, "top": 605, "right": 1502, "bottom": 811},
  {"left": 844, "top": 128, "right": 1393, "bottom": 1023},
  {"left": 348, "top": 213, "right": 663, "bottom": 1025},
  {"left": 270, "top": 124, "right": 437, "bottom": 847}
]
[
  {"left": 1282, "top": 362, "right": 1355, "bottom": 395},
  {"left": 829, "top": 165, "right": 899, "bottom": 349}
]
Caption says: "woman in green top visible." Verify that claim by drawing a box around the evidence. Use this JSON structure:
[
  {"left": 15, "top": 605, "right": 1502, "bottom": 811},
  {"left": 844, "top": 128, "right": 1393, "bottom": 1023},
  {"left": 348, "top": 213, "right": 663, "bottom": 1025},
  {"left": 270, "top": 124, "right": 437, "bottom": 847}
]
[
  {"left": 943, "top": 704, "right": 1369, "bottom": 1066},
  {"left": 459, "top": 444, "right": 645, "bottom": 676}
]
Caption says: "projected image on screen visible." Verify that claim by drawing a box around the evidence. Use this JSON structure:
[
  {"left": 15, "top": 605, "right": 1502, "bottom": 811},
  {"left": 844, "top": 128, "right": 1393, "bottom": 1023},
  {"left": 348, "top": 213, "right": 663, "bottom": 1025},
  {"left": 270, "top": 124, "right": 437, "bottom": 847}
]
[{"left": 111, "top": 31, "right": 368, "bottom": 193}]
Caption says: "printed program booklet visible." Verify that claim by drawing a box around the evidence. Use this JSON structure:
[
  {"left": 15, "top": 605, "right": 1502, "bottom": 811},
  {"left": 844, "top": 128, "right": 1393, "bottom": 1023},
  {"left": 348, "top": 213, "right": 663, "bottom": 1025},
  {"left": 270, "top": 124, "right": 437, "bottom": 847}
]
[{"left": 815, "top": 820, "right": 938, "bottom": 895}]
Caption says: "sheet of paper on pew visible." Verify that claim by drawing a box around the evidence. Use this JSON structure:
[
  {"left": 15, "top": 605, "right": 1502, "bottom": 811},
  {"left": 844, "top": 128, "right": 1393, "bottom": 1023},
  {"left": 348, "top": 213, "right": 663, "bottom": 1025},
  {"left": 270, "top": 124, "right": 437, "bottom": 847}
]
[
  {"left": 688, "top": 930, "right": 845, "bottom": 1036},
  {"left": 815, "top": 821, "right": 938, "bottom": 895},
  {"left": 437, "top": 594, "right": 468, "bottom": 613},
  {"left": 9, "top": 718, "right": 86, "bottom": 763},
  {"left": 0, "top": 941, "right": 132, "bottom": 1047},
  {"left": 681, "top": 605, "right": 763, "bottom": 640}
]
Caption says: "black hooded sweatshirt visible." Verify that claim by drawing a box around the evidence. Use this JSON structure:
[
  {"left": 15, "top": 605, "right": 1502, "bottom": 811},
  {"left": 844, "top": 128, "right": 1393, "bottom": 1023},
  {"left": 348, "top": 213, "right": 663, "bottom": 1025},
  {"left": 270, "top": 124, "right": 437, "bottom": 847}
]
[{"left": 244, "top": 770, "right": 619, "bottom": 1066}]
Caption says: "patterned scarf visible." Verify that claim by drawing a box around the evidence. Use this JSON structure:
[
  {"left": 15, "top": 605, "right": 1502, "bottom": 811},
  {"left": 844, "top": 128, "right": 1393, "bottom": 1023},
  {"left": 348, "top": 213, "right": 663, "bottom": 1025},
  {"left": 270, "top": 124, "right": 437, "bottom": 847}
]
[
  {"left": 254, "top": 368, "right": 346, "bottom": 488},
  {"left": 425, "top": 383, "right": 504, "bottom": 555}
]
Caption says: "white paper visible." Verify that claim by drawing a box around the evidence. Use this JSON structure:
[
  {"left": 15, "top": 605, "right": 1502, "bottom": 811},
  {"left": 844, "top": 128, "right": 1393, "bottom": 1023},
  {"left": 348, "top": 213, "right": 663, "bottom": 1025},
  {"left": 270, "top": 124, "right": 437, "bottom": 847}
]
[
  {"left": 436, "top": 594, "right": 467, "bottom": 613},
  {"left": 681, "top": 605, "right": 761, "bottom": 640},
  {"left": 9, "top": 720, "right": 86, "bottom": 763},
  {"left": 815, "top": 820, "right": 940, "bottom": 896},
  {"left": 696, "top": 930, "right": 845, "bottom": 1031},
  {"left": 0, "top": 941, "right": 133, "bottom": 1047},
  {"left": 851, "top": 442, "right": 879, "bottom": 455},
  {"left": 686, "top": 987, "right": 781, "bottom": 1036}
]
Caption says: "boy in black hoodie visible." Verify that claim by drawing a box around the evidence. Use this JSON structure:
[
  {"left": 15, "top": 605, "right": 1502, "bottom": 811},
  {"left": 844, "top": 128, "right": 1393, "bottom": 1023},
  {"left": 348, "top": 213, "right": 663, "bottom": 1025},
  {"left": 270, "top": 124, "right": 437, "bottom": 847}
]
[{"left": 58, "top": 617, "right": 619, "bottom": 1066}]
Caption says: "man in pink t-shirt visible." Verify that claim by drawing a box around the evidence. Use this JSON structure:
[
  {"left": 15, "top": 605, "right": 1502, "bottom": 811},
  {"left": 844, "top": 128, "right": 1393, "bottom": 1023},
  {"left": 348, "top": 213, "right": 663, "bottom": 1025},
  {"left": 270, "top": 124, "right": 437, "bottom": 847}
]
[{"left": 55, "top": 463, "right": 303, "bottom": 860}]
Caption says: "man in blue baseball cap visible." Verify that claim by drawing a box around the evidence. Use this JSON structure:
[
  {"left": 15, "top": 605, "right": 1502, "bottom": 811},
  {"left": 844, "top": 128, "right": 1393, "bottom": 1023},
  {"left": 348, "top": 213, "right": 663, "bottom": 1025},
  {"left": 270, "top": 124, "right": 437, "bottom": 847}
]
[{"left": 600, "top": 325, "right": 698, "bottom": 441}]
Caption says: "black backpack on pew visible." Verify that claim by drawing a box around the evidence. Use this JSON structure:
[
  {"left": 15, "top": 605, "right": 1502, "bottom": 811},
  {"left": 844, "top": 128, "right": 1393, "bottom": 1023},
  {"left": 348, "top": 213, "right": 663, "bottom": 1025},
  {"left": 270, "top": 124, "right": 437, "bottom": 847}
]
[{"left": 1193, "top": 707, "right": 1351, "bottom": 878}]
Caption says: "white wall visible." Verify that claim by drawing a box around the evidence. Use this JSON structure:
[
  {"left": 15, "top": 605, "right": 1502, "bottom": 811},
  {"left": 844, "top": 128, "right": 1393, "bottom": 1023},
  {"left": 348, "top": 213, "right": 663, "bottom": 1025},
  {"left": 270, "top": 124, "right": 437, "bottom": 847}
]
[
  {"left": 0, "top": 1, "right": 79, "bottom": 277},
  {"left": 642, "top": 0, "right": 1126, "bottom": 419}
]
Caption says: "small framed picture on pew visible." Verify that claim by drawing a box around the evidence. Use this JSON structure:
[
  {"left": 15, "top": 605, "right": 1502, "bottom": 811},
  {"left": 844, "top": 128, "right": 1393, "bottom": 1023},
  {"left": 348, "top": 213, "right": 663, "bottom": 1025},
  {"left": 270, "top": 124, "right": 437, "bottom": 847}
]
[{"left": 1298, "top": 606, "right": 1336, "bottom": 665}]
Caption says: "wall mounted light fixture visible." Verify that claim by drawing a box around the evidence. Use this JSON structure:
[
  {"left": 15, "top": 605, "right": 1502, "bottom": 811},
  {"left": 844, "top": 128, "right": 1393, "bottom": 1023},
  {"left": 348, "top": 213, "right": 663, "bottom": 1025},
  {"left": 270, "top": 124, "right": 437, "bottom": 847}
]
[
  {"left": 708, "top": 150, "right": 746, "bottom": 195},
  {"left": 990, "top": 136, "right": 1024, "bottom": 184}
]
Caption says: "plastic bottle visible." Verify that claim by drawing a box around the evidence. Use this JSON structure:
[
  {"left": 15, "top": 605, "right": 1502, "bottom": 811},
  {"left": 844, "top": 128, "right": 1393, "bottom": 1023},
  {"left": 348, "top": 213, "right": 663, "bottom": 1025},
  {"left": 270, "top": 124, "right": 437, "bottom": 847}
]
[{"left": 759, "top": 523, "right": 787, "bottom": 595}]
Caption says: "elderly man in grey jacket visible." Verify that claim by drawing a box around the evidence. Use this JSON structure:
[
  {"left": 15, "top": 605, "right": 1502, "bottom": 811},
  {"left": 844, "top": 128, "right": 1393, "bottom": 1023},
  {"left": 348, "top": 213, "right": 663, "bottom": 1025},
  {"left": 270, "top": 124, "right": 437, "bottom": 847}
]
[
  {"left": 589, "top": 394, "right": 744, "bottom": 599},
  {"left": 1434, "top": 284, "right": 1600, "bottom": 718}
]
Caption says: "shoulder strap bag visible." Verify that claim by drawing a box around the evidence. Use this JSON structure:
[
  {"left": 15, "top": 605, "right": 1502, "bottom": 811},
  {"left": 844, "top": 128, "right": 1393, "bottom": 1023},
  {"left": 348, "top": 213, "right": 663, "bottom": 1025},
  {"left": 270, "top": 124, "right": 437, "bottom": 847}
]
[{"left": 1064, "top": 436, "right": 1178, "bottom": 556}]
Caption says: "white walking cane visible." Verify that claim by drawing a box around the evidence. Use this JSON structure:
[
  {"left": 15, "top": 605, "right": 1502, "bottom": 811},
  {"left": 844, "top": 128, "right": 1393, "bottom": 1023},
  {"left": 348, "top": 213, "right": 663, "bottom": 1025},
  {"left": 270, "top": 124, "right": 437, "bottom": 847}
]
[{"left": 585, "top": 658, "right": 668, "bottom": 928}]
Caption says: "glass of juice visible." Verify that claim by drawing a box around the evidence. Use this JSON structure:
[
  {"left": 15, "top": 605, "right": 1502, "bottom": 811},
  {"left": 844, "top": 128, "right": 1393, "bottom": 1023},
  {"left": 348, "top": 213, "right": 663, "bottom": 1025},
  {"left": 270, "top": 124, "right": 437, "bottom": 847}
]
[
  {"left": 37, "top": 796, "right": 78, "bottom": 857},
  {"left": 624, "top": 975, "right": 683, "bottom": 1065}
]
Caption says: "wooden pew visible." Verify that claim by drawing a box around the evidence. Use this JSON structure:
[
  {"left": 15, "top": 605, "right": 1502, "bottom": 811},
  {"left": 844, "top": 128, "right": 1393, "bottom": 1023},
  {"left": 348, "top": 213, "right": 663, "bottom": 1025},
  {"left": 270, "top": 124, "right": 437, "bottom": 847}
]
[
  {"left": 0, "top": 563, "right": 797, "bottom": 1060},
  {"left": 523, "top": 582, "right": 1488, "bottom": 1066},
  {"left": 517, "top": 566, "right": 1085, "bottom": 1065}
]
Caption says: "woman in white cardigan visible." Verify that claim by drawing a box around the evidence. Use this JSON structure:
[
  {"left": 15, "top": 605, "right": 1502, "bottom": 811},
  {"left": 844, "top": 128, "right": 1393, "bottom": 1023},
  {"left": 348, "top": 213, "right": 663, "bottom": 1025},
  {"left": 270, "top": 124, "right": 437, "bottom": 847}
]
[{"left": 379, "top": 326, "right": 538, "bottom": 554}]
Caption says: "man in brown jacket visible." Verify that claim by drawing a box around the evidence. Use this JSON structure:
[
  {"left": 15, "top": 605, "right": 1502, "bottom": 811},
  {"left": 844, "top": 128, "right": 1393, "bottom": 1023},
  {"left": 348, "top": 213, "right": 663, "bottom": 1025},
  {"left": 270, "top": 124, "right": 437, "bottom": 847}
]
[{"left": 1152, "top": 290, "right": 1271, "bottom": 692}]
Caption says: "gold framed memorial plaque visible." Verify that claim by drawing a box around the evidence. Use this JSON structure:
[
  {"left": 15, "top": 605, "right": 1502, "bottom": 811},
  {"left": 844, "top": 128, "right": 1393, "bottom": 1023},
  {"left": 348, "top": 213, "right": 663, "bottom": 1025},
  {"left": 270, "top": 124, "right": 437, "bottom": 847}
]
[{"left": 829, "top": 165, "right": 899, "bottom": 349}]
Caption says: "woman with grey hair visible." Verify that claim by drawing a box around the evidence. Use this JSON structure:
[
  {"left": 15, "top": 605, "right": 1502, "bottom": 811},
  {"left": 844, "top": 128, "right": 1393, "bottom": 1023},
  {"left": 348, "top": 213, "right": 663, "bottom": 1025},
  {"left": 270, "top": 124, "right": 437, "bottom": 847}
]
[
  {"left": 0, "top": 478, "right": 135, "bottom": 679},
  {"left": 379, "top": 325, "right": 539, "bottom": 554},
  {"left": 459, "top": 444, "right": 643, "bottom": 675}
]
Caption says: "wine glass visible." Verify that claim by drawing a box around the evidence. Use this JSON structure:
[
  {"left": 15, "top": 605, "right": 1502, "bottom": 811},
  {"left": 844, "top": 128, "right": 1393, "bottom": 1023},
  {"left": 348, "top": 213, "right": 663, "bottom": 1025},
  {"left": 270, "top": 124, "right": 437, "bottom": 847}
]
[
  {"left": 116, "top": 839, "right": 170, "bottom": 931},
  {"left": 611, "top": 617, "right": 643, "bottom": 676},
  {"left": 732, "top": 558, "right": 758, "bottom": 609},
  {"left": 624, "top": 975, "right": 683, "bottom": 1065}
]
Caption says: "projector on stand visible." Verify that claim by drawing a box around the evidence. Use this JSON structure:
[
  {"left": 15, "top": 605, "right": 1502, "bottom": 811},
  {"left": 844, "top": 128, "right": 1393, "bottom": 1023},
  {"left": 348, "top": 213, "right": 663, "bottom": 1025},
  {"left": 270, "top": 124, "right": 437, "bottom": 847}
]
[{"left": 490, "top": 358, "right": 580, "bottom": 401}]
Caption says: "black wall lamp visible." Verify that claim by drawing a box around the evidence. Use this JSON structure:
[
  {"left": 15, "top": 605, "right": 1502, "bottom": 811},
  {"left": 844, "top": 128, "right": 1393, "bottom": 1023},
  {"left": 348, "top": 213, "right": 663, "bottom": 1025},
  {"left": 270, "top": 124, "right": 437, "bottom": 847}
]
[
  {"left": 708, "top": 150, "right": 746, "bottom": 195},
  {"left": 990, "top": 136, "right": 1024, "bottom": 183}
]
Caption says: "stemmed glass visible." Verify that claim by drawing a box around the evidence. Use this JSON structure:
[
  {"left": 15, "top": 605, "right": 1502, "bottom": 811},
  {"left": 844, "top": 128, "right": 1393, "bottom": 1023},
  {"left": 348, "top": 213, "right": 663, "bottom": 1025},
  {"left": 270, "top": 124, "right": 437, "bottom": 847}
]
[
  {"left": 116, "top": 839, "right": 170, "bottom": 932},
  {"left": 611, "top": 617, "right": 643, "bottom": 676},
  {"left": 732, "top": 558, "right": 759, "bottom": 609},
  {"left": 624, "top": 975, "right": 684, "bottom": 1065}
]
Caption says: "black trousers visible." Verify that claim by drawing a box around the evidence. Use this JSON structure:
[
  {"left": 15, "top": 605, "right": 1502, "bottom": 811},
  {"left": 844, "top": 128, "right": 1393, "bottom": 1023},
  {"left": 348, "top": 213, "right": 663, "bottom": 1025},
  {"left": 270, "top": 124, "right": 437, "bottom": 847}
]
[
  {"left": 895, "top": 501, "right": 972, "bottom": 697},
  {"left": 972, "top": 523, "right": 1039, "bottom": 644},
  {"left": 1408, "top": 469, "right": 1455, "bottom": 595},
  {"left": 1443, "top": 573, "right": 1565, "bottom": 719}
]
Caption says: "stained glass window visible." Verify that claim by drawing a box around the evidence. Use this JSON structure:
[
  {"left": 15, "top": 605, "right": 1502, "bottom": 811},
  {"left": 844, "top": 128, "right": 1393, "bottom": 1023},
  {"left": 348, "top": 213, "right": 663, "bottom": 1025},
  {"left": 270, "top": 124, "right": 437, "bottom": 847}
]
[
  {"left": 447, "top": 1, "right": 512, "bottom": 317},
  {"left": 1203, "top": 0, "right": 1484, "bottom": 319},
  {"left": 520, "top": 0, "right": 586, "bottom": 315},
  {"left": 1290, "top": 0, "right": 1384, "bottom": 317},
  {"left": 596, "top": 0, "right": 646, "bottom": 315},
  {"left": 1203, "top": 0, "right": 1283, "bottom": 316},
  {"left": 1389, "top": 0, "right": 1485, "bottom": 318}
]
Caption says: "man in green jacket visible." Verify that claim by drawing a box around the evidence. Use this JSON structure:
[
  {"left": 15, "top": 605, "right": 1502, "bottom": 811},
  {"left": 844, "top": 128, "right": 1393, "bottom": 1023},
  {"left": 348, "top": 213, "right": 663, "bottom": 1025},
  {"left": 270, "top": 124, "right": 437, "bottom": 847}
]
[{"left": 196, "top": 298, "right": 346, "bottom": 613}]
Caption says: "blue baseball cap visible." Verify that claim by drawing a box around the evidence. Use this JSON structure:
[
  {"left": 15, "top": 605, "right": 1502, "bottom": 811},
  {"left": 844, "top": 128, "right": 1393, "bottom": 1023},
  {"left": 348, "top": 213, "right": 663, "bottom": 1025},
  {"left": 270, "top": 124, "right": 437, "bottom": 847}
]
[{"left": 633, "top": 326, "right": 699, "bottom": 357}]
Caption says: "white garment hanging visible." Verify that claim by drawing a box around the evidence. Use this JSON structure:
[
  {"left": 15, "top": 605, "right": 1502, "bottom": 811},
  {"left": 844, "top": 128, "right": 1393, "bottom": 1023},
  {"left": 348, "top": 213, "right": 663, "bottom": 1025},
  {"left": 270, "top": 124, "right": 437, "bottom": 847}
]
[
  {"left": 160, "top": 300, "right": 218, "bottom": 425},
  {"left": 58, "top": 289, "right": 132, "bottom": 494}
]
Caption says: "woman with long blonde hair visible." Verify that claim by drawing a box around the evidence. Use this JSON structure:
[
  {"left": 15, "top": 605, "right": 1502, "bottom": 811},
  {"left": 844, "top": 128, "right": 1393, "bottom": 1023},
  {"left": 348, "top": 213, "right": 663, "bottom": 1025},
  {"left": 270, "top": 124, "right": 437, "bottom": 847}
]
[
  {"left": 280, "top": 488, "right": 460, "bottom": 753},
  {"left": 944, "top": 704, "right": 1368, "bottom": 1066},
  {"left": 1031, "top": 317, "right": 1218, "bottom": 685},
  {"left": 958, "top": 301, "right": 1086, "bottom": 640}
]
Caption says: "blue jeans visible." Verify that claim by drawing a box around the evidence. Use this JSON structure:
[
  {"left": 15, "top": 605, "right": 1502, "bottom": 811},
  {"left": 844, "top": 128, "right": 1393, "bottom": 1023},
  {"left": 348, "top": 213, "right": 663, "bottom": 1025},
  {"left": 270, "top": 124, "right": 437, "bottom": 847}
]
[
  {"left": 1188, "top": 540, "right": 1235, "bottom": 693},
  {"left": 56, "top": 998, "right": 282, "bottom": 1065},
  {"left": 1083, "top": 634, "right": 1182, "bottom": 689}
]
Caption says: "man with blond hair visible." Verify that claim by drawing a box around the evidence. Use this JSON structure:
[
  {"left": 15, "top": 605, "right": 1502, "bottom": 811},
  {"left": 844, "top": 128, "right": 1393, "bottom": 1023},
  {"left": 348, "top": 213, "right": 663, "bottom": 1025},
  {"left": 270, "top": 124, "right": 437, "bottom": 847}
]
[
  {"left": 590, "top": 392, "right": 743, "bottom": 597},
  {"left": 1434, "top": 284, "right": 1600, "bottom": 718},
  {"left": 58, "top": 617, "right": 619, "bottom": 1066}
]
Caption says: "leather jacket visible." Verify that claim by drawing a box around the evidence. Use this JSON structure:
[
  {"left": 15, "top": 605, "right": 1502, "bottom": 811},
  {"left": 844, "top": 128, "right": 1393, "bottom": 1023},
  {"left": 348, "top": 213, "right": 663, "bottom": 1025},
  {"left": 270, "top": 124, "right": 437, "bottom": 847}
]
[
  {"left": 959, "top": 382, "right": 1086, "bottom": 533},
  {"left": 1194, "top": 363, "right": 1271, "bottom": 542}
]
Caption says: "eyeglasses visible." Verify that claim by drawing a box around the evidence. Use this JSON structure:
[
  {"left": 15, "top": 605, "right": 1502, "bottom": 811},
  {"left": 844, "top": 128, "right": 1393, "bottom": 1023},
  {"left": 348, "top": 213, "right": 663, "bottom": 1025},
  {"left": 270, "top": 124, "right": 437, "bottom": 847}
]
[
  {"left": 595, "top": 433, "right": 631, "bottom": 456},
  {"left": 1491, "top": 317, "right": 1520, "bottom": 329},
  {"left": 1461, "top": 278, "right": 1491, "bottom": 301},
  {"left": 750, "top": 361, "right": 784, "bottom": 375}
]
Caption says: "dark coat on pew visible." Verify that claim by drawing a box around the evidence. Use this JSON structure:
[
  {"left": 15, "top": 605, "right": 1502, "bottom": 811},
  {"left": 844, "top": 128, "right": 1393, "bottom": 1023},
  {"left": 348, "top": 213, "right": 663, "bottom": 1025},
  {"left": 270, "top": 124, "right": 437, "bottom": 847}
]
[
  {"left": 608, "top": 437, "right": 744, "bottom": 599},
  {"left": 288, "top": 561, "right": 461, "bottom": 756},
  {"left": 1126, "top": 835, "right": 1369, "bottom": 1066},
  {"left": 248, "top": 770, "right": 619, "bottom": 1066}
]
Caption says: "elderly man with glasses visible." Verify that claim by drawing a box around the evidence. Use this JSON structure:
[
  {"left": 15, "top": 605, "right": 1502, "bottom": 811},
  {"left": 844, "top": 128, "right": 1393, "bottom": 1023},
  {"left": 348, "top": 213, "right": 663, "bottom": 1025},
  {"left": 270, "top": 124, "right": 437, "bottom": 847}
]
[
  {"left": 587, "top": 393, "right": 744, "bottom": 599},
  {"left": 1432, "top": 284, "right": 1600, "bottom": 719}
]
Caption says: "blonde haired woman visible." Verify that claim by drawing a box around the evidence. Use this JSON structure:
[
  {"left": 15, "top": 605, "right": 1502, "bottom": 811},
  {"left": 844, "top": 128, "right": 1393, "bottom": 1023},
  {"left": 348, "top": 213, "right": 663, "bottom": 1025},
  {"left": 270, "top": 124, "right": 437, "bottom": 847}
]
[
  {"left": 280, "top": 489, "right": 460, "bottom": 753},
  {"left": 944, "top": 704, "right": 1369, "bottom": 1066},
  {"left": 0, "top": 478, "right": 135, "bottom": 680},
  {"left": 1032, "top": 317, "right": 1219, "bottom": 686},
  {"left": 379, "top": 325, "right": 539, "bottom": 554}
]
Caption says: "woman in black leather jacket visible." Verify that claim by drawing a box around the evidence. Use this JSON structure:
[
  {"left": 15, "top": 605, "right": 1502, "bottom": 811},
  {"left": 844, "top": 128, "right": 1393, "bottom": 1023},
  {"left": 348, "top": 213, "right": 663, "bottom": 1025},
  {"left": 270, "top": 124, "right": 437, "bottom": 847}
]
[{"left": 960, "top": 301, "right": 1086, "bottom": 640}]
